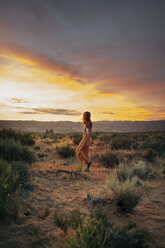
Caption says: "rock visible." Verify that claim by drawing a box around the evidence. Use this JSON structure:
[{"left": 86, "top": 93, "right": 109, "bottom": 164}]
[
  {"left": 92, "top": 198, "right": 106, "bottom": 206},
  {"left": 34, "top": 146, "right": 40, "bottom": 150},
  {"left": 87, "top": 193, "right": 92, "bottom": 200},
  {"left": 135, "top": 180, "right": 142, "bottom": 187},
  {"left": 24, "top": 209, "right": 31, "bottom": 216},
  {"left": 46, "top": 196, "right": 54, "bottom": 202},
  {"left": 84, "top": 193, "right": 92, "bottom": 201},
  {"left": 62, "top": 162, "right": 69, "bottom": 166}
]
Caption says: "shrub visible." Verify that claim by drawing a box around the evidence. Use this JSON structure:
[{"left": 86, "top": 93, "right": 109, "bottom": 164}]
[
  {"left": 0, "top": 129, "right": 35, "bottom": 146},
  {"left": 73, "top": 137, "right": 82, "bottom": 145},
  {"left": 65, "top": 211, "right": 149, "bottom": 248},
  {"left": 110, "top": 221, "right": 149, "bottom": 248},
  {"left": 38, "top": 153, "right": 45, "bottom": 158},
  {"left": 98, "top": 151, "right": 119, "bottom": 168},
  {"left": 13, "top": 162, "right": 29, "bottom": 188},
  {"left": 69, "top": 209, "right": 84, "bottom": 230},
  {"left": 54, "top": 208, "right": 84, "bottom": 233},
  {"left": 115, "top": 161, "right": 158, "bottom": 181},
  {"left": 56, "top": 144, "right": 75, "bottom": 158},
  {"left": 142, "top": 149, "right": 157, "bottom": 162},
  {"left": 115, "top": 163, "right": 134, "bottom": 181},
  {"left": 98, "top": 133, "right": 112, "bottom": 142},
  {"left": 20, "top": 132, "right": 35, "bottom": 146},
  {"left": 91, "top": 131, "right": 100, "bottom": 140},
  {"left": 54, "top": 210, "right": 71, "bottom": 233},
  {"left": 0, "top": 138, "right": 35, "bottom": 163},
  {"left": 111, "top": 137, "right": 132, "bottom": 150},
  {"left": 133, "top": 161, "right": 155, "bottom": 179},
  {"left": 0, "top": 159, "right": 20, "bottom": 219},
  {"left": 140, "top": 134, "right": 165, "bottom": 158},
  {"left": 7, "top": 190, "right": 21, "bottom": 221},
  {"left": 69, "top": 132, "right": 82, "bottom": 139},
  {"left": 106, "top": 172, "right": 142, "bottom": 212}
]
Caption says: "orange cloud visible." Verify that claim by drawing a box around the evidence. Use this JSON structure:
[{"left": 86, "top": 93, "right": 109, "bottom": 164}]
[
  {"left": 0, "top": 43, "right": 164, "bottom": 121},
  {"left": 0, "top": 43, "right": 80, "bottom": 79}
]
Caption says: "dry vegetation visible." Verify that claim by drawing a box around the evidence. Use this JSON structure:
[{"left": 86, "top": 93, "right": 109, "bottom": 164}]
[{"left": 0, "top": 129, "right": 165, "bottom": 248}]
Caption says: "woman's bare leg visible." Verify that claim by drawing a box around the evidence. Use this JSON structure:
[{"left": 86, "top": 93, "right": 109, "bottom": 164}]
[{"left": 76, "top": 149, "right": 89, "bottom": 164}]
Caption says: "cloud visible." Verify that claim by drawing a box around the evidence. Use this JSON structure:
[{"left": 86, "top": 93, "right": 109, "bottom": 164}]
[
  {"left": 19, "top": 107, "right": 81, "bottom": 116},
  {"left": 10, "top": 98, "right": 28, "bottom": 103},
  {"left": 99, "top": 111, "right": 115, "bottom": 115},
  {"left": 0, "top": 104, "right": 7, "bottom": 109},
  {"left": 0, "top": 0, "right": 165, "bottom": 121},
  {"left": 0, "top": 103, "right": 81, "bottom": 116},
  {"left": 0, "top": 43, "right": 82, "bottom": 80},
  {"left": 20, "top": 111, "right": 38, "bottom": 115}
]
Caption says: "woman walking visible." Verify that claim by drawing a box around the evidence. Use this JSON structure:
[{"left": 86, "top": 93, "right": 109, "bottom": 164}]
[{"left": 76, "top": 111, "right": 93, "bottom": 171}]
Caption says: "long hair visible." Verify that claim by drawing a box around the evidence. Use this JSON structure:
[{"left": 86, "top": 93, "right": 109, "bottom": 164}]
[{"left": 82, "top": 111, "right": 93, "bottom": 128}]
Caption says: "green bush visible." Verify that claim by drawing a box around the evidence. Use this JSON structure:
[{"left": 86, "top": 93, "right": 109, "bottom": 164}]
[
  {"left": 65, "top": 211, "right": 149, "bottom": 248},
  {"left": 142, "top": 149, "right": 157, "bottom": 162},
  {"left": 0, "top": 129, "right": 35, "bottom": 146},
  {"left": 54, "top": 210, "right": 70, "bottom": 233},
  {"left": 106, "top": 172, "right": 142, "bottom": 212},
  {"left": 0, "top": 159, "right": 20, "bottom": 219},
  {"left": 68, "top": 209, "right": 84, "bottom": 230},
  {"left": 133, "top": 161, "right": 158, "bottom": 179},
  {"left": 0, "top": 138, "right": 35, "bottom": 163},
  {"left": 98, "top": 133, "right": 112, "bottom": 142},
  {"left": 13, "top": 162, "right": 29, "bottom": 187},
  {"left": 54, "top": 208, "right": 84, "bottom": 233},
  {"left": 20, "top": 132, "right": 35, "bottom": 146},
  {"left": 56, "top": 144, "right": 75, "bottom": 158},
  {"left": 115, "top": 163, "right": 134, "bottom": 181},
  {"left": 115, "top": 161, "right": 158, "bottom": 181},
  {"left": 98, "top": 151, "right": 119, "bottom": 168},
  {"left": 140, "top": 134, "right": 165, "bottom": 158},
  {"left": 111, "top": 137, "right": 132, "bottom": 150}
]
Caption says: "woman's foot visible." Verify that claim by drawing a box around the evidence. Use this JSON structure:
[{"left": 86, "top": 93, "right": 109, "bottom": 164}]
[{"left": 87, "top": 161, "right": 92, "bottom": 170}]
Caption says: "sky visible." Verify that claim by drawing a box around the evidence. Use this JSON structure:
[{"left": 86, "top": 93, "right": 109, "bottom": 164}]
[{"left": 0, "top": 0, "right": 165, "bottom": 122}]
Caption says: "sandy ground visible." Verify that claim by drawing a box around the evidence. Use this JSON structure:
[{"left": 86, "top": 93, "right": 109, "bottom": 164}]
[{"left": 0, "top": 136, "right": 165, "bottom": 248}]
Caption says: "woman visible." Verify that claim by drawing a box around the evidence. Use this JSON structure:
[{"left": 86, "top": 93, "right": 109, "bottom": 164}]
[{"left": 76, "top": 111, "right": 93, "bottom": 171}]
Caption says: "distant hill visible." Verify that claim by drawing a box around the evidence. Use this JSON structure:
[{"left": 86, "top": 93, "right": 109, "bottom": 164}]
[{"left": 0, "top": 120, "right": 165, "bottom": 133}]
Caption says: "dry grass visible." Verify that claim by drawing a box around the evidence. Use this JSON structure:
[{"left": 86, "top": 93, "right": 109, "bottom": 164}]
[{"left": 0, "top": 131, "right": 165, "bottom": 248}]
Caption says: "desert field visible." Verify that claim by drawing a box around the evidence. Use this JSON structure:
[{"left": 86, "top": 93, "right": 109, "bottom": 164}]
[{"left": 0, "top": 129, "right": 165, "bottom": 248}]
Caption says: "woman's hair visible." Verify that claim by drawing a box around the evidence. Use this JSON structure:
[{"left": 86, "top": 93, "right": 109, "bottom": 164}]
[{"left": 82, "top": 111, "right": 93, "bottom": 128}]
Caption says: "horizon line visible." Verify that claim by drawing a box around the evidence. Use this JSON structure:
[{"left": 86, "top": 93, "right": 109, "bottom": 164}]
[{"left": 0, "top": 119, "right": 165, "bottom": 122}]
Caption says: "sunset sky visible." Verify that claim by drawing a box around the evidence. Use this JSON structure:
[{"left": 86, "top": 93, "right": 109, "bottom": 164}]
[{"left": 0, "top": 0, "right": 165, "bottom": 122}]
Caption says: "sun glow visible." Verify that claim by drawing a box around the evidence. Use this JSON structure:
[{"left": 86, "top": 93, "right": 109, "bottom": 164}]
[{"left": 0, "top": 48, "right": 164, "bottom": 121}]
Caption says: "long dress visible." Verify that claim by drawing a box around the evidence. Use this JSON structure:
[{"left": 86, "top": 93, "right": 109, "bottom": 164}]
[{"left": 76, "top": 125, "right": 92, "bottom": 164}]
